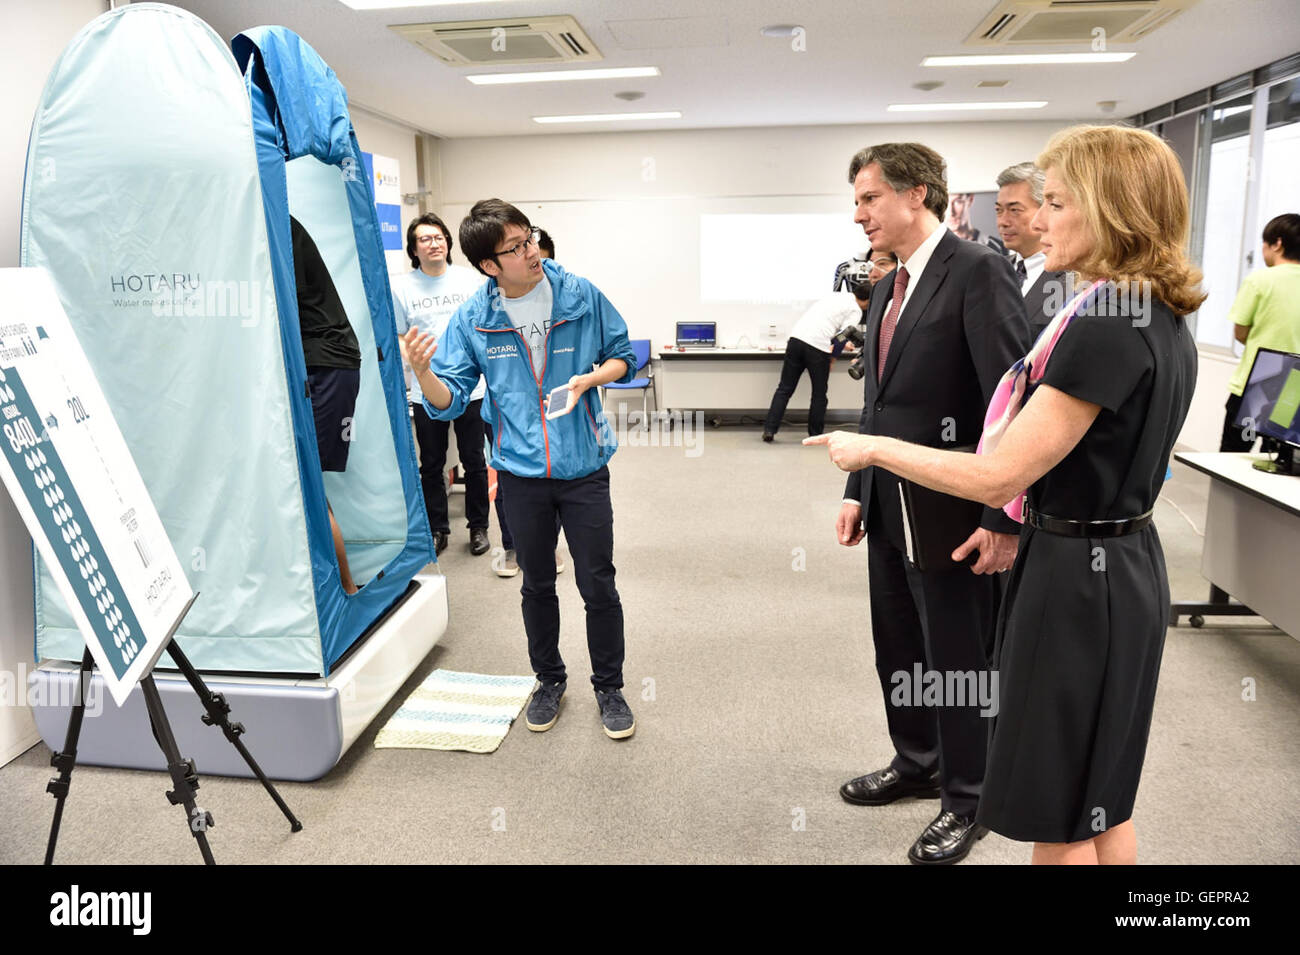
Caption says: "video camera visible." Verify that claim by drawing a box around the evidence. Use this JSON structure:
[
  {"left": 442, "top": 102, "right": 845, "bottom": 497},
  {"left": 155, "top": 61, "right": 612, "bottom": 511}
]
[
  {"left": 833, "top": 256, "right": 874, "bottom": 298},
  {"left": 833, "top": 256, "right": 872, "bottom": 380},
  {"left": 832, "top": 324, "right": 868, "bottom": 380}
]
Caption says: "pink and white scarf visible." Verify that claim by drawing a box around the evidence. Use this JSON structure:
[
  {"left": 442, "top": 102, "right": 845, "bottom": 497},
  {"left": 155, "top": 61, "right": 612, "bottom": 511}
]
[{"left": 977, "top": 279, "right": 1105, "bottom": 522}]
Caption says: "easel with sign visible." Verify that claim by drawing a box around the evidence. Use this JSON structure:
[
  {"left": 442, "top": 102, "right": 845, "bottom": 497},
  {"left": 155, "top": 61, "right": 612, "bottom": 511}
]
[{"left": 0, "top": 269, "right": 303, "bottom": 865}]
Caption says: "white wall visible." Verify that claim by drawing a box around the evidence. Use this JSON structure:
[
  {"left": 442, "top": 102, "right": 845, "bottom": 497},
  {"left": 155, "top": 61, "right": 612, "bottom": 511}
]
[
  {"left": 0, "top": 0, "right": 105, "bottom": 269},
  {"left": 350, "top": 107, "right": 420, "bottom": 277},
  {"left": 1180, "top": 347, "right": 1240, "bottom": 451},
  {"left": 0, "top": 0, "right": 105, "bottom": 767},
  {"left": 0, "top": 496, "right": 35, "bottom": 767},
  {"left": 435, "top": 121, "right": 1073, "bottom": 350}
]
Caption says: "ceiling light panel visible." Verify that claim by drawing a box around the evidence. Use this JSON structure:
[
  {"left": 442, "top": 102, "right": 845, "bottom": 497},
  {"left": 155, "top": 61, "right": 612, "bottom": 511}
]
[
  {"left": 923, "top": 53, "right": 1135, "bottom": 67},
  {"left": 341, "top": 0, "right": 513, "bottom": 8},
  {"left": 468, "top": 67, "right": 659, "bottom": 85},
  {"left": 533, "top": 111, "right": 683, "bottom": 124},
  {"left": 887, "top": 101, "right": 1047, "bottom": 112}
]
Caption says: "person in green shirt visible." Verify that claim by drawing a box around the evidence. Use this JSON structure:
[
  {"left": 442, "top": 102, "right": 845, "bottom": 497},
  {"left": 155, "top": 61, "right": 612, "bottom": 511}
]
[{"left": 1222, "top": 213, "right": 1300, "bottom": 451}]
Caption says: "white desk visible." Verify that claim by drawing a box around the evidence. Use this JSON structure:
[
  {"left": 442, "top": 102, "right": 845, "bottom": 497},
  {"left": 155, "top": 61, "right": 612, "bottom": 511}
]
[
  {"left": 657, "top": 347, "right": 864, "bottom": 415},
  {"left": 1174, "top": 451, "right": 1300, "bottom": 639}
]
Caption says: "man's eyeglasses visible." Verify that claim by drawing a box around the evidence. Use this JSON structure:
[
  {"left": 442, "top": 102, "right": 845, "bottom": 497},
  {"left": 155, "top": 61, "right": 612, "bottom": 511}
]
[
  {"left": 416, "top": 233, "right": 447, "bottom": 246},
  {"left": 493, "top": 229, "right": 540, "bottom": 261}
]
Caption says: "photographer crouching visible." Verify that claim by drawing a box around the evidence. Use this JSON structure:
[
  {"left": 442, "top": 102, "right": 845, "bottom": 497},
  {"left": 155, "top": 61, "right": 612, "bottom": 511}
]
[{"left": 762, "top": 252, "right": 895, "bottom": 441}]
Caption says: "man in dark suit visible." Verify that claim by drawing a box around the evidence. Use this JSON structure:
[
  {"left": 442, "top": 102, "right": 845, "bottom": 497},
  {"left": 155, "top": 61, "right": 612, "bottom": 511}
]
[
  {"left": 833, "top": 143, "right": 1030, "bottom": 864},
  {"left": 995, "top": 162, "right": 1066, "bottom": 333}
]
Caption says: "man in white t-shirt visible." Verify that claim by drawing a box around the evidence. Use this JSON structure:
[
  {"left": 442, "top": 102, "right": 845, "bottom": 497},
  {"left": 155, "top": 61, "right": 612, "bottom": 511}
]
[
  {"left": 392, "top": 213, "right": 489, "bottom": 556},
  {"left": 761, "top": 276, "right": 875, "bottom": 441}
]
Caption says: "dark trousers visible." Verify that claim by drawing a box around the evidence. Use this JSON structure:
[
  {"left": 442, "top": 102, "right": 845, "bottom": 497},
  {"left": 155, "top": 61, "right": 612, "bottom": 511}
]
[
  {"left": 482, "top": 422, "right": 514, "bottom": 550},
  {"left": 866, "top": 532, "right": 995, "bottom": 817},
  {"left": 498, "top": 466, "right": 624, "bottom": 690},
  {"left": 483, "top": 423, "right": 559, "bottom": 552},
  {"left": 412, "top": 399, "right": 489, "bottom": 533},
  {"left": 1220, "top": 393, "right": 1254, "bottom": 452},
  {"left": 763, "top": 338, "right": 832, "bottom": 436}
]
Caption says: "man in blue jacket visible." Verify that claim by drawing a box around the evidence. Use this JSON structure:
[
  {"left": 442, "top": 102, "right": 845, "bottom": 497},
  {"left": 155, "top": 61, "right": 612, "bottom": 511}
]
[{"left": 403, "top": 199, "right": 639, "bottom": 740}]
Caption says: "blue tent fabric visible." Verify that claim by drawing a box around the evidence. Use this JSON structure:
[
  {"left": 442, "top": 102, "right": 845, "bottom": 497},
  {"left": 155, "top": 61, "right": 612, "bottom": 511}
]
[
  {"left": 23, "top": 6, "right": 433, "bottom": 677},
  {"left": 232, "top": 26, "right": 434, "bottom": 672}
]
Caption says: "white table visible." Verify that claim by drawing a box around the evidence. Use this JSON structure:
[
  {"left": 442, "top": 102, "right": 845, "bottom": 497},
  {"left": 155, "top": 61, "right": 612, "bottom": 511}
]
[
  {"left": 656, "top": 347, "right": 864, "bottom": 417},
  {"left": 1173, "top": 451, "right": 1300, "bottom": 638}
]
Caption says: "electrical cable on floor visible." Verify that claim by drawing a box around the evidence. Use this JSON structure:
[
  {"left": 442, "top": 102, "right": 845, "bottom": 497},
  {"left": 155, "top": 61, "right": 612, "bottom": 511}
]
[{"left": 1157, "top": 494, "right": 1203, "bottom": 538}]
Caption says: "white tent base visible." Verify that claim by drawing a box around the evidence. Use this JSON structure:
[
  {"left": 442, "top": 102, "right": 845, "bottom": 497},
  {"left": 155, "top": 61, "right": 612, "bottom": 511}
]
[{"left": 28, "top": 573, "right": 448, "bottom": 782}]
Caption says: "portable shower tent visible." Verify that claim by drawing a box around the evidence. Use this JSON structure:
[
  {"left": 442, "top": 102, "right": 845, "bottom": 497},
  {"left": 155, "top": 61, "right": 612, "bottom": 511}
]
[
  {"left": 228, "top": 22, "right": 440, "bottom": 660},
  {"left": 20, "top": 4, "right": 442, "bottom": 779}
]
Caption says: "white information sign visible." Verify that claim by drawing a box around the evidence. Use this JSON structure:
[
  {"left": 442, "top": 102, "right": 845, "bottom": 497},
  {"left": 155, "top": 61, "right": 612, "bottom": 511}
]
[{"left": 0, "top": 268, "right": 193, "bottom": 707}]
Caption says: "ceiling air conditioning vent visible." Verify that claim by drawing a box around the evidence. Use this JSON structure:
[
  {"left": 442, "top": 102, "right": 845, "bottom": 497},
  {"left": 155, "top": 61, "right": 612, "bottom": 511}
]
[
  {"left": 391, "top": 15, "right": 602, "bottom": 67},
  {"left": 964, "top": 0, "right": 1199, "bottom": 46},
  {"left": 982, "top": 14, "right": 1018, "bottom": 41},
  {"left": 1130, "top": 7, "right": 1183, "bottom": 38}
]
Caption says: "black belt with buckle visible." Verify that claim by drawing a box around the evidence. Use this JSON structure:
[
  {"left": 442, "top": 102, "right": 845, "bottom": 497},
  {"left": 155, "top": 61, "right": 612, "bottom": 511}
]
[{"left": 1023, "top": 505, "right": 1154, "bottom": 538}]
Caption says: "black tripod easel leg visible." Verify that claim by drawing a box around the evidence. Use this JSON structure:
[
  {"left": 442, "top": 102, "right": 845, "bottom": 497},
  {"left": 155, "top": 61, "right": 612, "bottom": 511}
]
[
  {"left": 161, "top": 640, "right": 302, "bottom": 832},
  {"left": 139, "top": 673, "right": 216, "bottom": 865},
  {"left": 42, "top": 593, "right": 303, "bottom": 865},
  {"left": 44, "top": 647, "right": 94, "bottom": 865}
]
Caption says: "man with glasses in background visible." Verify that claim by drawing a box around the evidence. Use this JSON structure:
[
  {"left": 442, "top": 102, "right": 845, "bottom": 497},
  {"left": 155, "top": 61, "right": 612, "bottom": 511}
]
[
  {"left": 393, "top": 213, "right": 491, "bottom": 557},
  {"left": 994, "top": 162, "right": 1065, "bottom": 334},
  {"left": 402, "top": 199, "right": 640, "bottom": 740}
]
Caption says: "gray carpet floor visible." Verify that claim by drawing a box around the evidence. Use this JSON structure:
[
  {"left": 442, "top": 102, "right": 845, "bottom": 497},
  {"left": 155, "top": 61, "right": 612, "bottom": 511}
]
[{"left": 2, "top": 423, "right": 1298, "bottom": 865}]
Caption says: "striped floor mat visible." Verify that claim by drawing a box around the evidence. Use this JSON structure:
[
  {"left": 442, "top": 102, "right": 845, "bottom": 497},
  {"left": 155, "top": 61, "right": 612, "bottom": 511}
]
[{"left": 374, "top": 669, "right": 536, "bottom": 754}]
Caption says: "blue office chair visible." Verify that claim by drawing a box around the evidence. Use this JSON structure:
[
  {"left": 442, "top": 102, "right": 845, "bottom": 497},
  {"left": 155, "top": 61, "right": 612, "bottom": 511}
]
[{"left": 601, "top": 338, "right": 656, "bottom": 428}]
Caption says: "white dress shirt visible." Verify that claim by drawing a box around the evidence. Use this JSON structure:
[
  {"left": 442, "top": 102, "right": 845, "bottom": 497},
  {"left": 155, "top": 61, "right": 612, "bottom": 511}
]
[
  {"left": 1012, "top": 250, "right": 1047, "bottom": 296},
  {"left": 896, "top": 223, "right": 948, "bottom": 314}
]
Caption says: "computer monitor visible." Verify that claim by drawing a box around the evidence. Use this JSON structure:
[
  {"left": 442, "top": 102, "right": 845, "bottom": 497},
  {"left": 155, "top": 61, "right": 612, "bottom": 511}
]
[
  {"left": 1233, "top": 347, "right": 1300, "bottom": 475},
  {"left": 676, "top": 322, "right": 716, "bottom": 348}
]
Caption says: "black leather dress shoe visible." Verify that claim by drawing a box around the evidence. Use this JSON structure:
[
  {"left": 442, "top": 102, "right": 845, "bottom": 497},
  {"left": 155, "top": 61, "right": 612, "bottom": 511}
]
[
  {"left": 434, "top": 531, "right": 448, "bottom": 555},
  {"left": 839, "top": 767, "right": 941, "bottom": 806},
  {"left": 469, "top": 528, "right": 491, "bottom": 556},
  {"left": 907, "top": 810, "right": 988, "bottom": 865}
]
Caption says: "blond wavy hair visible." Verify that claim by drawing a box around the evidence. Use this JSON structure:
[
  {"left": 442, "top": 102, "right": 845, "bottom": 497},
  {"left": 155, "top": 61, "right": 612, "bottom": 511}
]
[{"left": 1037, "top": 125, "right": 1206, "bottom": 315}]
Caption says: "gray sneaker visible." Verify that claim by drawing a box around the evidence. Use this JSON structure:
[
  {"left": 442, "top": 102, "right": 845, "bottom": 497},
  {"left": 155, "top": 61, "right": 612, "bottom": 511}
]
[
  {"left": 594, "top": 688, "right": 635, "bottom": 739},
  {"left": 493, "top": 548, "right": 519, "bottom": 578},
  {"left": 525, "top": 679, "right": 566, "bottom": 732}
]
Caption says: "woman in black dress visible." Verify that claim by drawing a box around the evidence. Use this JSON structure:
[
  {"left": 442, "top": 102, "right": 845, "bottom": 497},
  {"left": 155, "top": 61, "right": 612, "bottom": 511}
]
[{"left": 808, "top": 125, "right": 1203, "bottom": 864}]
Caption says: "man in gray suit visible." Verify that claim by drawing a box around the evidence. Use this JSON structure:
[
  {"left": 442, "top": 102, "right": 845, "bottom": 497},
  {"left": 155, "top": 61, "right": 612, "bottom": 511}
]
[{"left": 995, "top": 162, "right": 1065, "bottom": 333}]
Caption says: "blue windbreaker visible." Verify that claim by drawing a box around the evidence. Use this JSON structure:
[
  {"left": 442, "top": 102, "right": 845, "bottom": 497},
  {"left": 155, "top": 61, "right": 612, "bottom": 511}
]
[{"left": 424, "top": 259, "right": 637, "bottom": 480}]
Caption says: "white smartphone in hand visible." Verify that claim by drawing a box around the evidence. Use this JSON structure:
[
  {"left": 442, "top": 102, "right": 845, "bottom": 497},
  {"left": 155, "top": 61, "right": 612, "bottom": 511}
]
[{"left": 545, "top": 384, "right": 574, "bottom": 419}]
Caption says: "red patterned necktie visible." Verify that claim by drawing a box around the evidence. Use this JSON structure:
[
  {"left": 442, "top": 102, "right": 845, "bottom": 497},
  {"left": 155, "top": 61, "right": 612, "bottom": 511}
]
[{"left": 877, "top": 265, "right": 910, "bottom": 381}]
